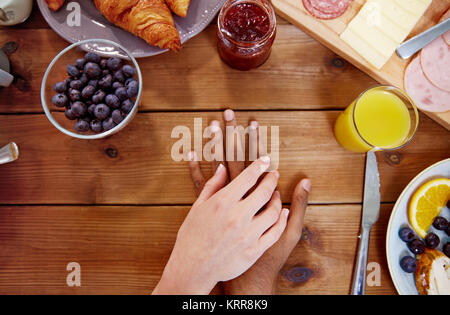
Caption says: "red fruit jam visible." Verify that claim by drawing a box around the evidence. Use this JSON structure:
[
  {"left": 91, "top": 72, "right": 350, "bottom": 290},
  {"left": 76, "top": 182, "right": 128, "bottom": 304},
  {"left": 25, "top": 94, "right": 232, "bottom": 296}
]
[{"left": 217, "top": 0, "right": 276, "bottom": 70}]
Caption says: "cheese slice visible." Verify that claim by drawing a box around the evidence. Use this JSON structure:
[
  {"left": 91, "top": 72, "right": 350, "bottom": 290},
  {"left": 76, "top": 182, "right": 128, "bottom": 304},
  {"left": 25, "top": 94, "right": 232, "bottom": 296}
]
[
  {"left": 340, "top": 0, "right": 432, "bottom": 69},
  {"left": 341, "top": 28, "right": 389, "bottom": 69}
]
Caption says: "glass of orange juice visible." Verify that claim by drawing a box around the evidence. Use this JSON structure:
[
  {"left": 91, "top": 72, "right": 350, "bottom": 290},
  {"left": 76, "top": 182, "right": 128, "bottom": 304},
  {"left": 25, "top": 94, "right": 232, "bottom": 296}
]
[{"left": 334, "top": 85, "right": 419, "bottom": 153}]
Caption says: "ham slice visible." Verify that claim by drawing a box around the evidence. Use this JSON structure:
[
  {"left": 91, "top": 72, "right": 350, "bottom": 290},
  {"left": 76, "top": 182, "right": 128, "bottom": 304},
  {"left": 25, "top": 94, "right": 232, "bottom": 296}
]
[
  {"left": 439, "top": 9, "right": 450, "bottom": 45},
  {"left": 404, "top": 56, "right": 450, "bottom": 113},
  {"left": 420, "top": 36, "right": 450, "bottom": 91}
]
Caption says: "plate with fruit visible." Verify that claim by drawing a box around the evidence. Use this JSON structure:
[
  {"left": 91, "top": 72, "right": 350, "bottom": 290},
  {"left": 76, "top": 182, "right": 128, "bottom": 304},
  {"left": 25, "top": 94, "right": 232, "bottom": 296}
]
[{"left": 386, "top": 159, "right": 450, "bottom": 295}]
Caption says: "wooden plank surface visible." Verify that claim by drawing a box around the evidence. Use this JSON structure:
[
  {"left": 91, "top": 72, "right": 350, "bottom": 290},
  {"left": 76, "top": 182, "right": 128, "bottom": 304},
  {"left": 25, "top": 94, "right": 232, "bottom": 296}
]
[
  {"left": 0, "top": 111, "right": 448, "bottom": 205},
  {"left": 0, "top": 204, "right": 396, "bottom": 295},
  {"left": 0, "top": 26, "right": 376, "bottom": 113},
  {"left": 272, "top": 0, "right": 450, "bottom": 130}
]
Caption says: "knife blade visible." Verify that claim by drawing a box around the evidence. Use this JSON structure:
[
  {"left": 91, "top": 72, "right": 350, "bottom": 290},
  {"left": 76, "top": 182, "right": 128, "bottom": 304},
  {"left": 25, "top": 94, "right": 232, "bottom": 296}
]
[{"left": 351, "top": 151, "right": 380, "bottom": 295}]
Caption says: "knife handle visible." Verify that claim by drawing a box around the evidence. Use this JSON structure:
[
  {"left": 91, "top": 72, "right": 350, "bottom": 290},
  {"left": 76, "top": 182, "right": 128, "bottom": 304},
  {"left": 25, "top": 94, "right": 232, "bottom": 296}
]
[{"left": 351, "top": 226, "right": 371, "bottom": 295}]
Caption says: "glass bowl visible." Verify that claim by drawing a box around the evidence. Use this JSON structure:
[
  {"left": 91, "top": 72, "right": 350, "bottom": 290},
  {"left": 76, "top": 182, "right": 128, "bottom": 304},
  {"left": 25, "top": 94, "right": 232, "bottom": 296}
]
[{"left": 41, "top": 39, "right": 143, "bottom": 139}]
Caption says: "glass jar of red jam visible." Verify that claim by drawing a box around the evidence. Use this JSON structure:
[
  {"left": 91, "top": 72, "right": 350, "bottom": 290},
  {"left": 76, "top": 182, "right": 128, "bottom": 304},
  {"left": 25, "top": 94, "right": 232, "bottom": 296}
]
[{"left": 217, "top": 0, "right": 277, "bottom": 71}]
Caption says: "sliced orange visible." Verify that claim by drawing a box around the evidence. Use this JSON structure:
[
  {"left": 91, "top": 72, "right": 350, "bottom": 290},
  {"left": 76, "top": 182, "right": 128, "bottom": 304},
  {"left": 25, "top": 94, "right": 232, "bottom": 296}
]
[{"left": 408, "top": 178, "right": 450, "bottom": 238}]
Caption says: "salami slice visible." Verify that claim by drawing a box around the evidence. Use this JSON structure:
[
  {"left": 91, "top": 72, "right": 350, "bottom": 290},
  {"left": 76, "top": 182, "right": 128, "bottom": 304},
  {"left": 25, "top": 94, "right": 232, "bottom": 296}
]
[
  {"left": 302, "top": 0, "right": 349, "bottom": 20},
  {"left": 309, "top": 0, "right": 351, "bottom": 14},
  {"left": 404, "top": 56, "right": 450, "bottom": 113},
  {"left": 420, "top": 36, "right": 450, "bottom": 92}
]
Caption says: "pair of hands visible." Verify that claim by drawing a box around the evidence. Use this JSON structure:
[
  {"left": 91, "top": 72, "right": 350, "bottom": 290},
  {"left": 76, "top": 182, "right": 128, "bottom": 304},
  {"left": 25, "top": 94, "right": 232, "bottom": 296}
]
[{"left": 153, "top": 110, "right": 311, "bottom": 295}]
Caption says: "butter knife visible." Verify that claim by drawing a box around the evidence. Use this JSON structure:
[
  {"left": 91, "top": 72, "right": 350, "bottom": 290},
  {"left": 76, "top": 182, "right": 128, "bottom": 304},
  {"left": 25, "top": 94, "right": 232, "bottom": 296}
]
[
  {"left": 396, "top": 18, "right": 450, "bottom": 59},
  {"left": 0, "top": 142, "right": 19, "bottom": 164},
  {"left": 351, "top": 151, "right": 380, "bottom": 295}
]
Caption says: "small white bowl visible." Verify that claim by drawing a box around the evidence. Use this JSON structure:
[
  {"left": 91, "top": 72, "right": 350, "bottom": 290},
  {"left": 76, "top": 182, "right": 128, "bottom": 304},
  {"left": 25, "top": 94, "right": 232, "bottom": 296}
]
[{"left": 41, "top": 39, "right": 143, "bottom": 139}]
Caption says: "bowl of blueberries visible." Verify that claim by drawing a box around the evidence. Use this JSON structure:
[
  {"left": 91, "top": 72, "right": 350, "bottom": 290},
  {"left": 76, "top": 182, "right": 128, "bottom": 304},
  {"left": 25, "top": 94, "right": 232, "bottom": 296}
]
[{"left": 41, "top": 39, "right": 142, "bottom": 139}]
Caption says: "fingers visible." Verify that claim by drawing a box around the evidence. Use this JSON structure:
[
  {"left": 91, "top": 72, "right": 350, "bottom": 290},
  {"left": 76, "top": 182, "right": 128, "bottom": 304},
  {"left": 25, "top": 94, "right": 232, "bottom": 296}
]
[
  {"left": 209, "top": 120, "right": 223, "bottom": 174},
  {"left": 224, "top": 109, "right": 245, "bottom": 181},
  {"left": 188, "top": 151, "right": 206, "bottom": 197},
  {"left": 258, "top": 208, "right": 290, "bottom": 252},
  {"left": 195, "top": 163, "right": 228, "bottom": 204},
  {"left": 251, "top": 191, "right": 282, "bottom": 234},
  {"left": 241, "top": 170, "right": 279, "bottom": 215},
  {"left": 287, "top": 179, "right": 311, "bottom": 234},
  {"left": 224, "top": 156, "right": 272, "bottom": 201}
]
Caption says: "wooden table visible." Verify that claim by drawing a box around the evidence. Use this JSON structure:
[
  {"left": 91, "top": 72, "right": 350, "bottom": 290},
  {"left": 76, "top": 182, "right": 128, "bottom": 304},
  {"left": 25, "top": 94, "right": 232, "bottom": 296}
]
[{"left": 0, "top": 6, "right": 448, "bottom": 295}]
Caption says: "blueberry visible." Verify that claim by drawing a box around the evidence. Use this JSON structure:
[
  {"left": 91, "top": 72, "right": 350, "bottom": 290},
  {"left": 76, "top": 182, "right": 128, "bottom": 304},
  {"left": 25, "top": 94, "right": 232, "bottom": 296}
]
[
  {"left": 107, "top": 57, "right": 122, "bottom": 71},
  {"left": 105, "top": 94, "right": 120, "bottom": 109},
  {"left": 102, "top": 117, "right": 117, "bottom": 131},
  {"left": 88, "top": 103, "right": 96, "bottom": 116},
  {"left": 399, "top": 227, "right": 416, "bottom": 243},
  {"left": 114, "top": 70, "right": 126, "bottom": 83},
  {"left": 94, "top": 103, "right": 110, "bottom": 120},
  {"left": 67, "top": 64, "right": 80, "bottom": 78},
  {"left": 84, "top": 62, "right": 101, "bottom": 79},
  {"left": 65, "top": 107, "right": 77, "bottom": 120},
  {"left": 98, "top": 74, "right": 113, "bottom": 90},
  {"left": 92, "top": 90, "right": 106, "bottom": 104},
  {"left": 88, "top": 80, "right": 98, "bottom": 89},
  {"left": 125, "top": 78, "right": 137, "bottom": 87},
  {"left": 69, "top": 80, "right": 83, "bottom": 90},
  {"left": 408, "top": 239, "right": 425, "bottom": 255},
  {"left": 425, "top": 233, "right": 440, "bottom": 249},
  {"left": 69, "top": 89, "right": 81, "bottom": 102},
  {"left": 90, "top": 119, "right": 103, "bottom": 133},
  {"left": 100, "top": 58, "right": 108, "bottom": 69},
  {"left": 75, "top": 58, "right": 86, "bottom": 70},
  {"left": 444, "top": 243, "right": 450, "bottom": 258},
  {"left": 75, "top": 119, "right": 90, "bottom": 132},
  {"left": 112, "top": 81, "right": 123, "bottom": 90},
  {"left": 85, "top": 52, "right": 101, "bottom": 64},
  {"left": 446, "top": 225, "right": 450, "bottom": 237},
  {"left": 127, "top": 82, "right": 138, "bottom": 98},
  {"left": 115, "top": 87, "right": 128, "bottom": 101},
  {"left": 54, "top": 81, "right": 67, "bottom": 93},
  {"left": 81, "top": 85, "right": 96, "bottom": 100},
  {"left": 79, "top": 74, "right": 88, "bottom": 85},
  {"left": 52, "top": 93, "right": 68, "bottom": 108},
  {"left": 112, "top": 109, "right": 125, "bottom": 124},
  {"left": 399, "top": 256, "right": 417, "bottom": 273},
  {"left": 71, "top": 101, "right": 87, "bottom": 118},
  {"left": 121, "top": 99, "right": 134, "bottom": 114},
  {"left": 432, "top": 216, "right": 448, "bottom": 231},
  {"left": 122, "top": 65, "right": 135, "bottom": 77},
  {"left": 102, "top": 69, "right": 110, "bottom": 77}
]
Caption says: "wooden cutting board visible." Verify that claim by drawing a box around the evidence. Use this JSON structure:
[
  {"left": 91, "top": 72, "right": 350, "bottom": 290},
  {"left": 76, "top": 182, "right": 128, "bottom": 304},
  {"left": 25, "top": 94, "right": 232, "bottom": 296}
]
[{"left": 272, "top": 0, "right": 450, "bottom": 130}]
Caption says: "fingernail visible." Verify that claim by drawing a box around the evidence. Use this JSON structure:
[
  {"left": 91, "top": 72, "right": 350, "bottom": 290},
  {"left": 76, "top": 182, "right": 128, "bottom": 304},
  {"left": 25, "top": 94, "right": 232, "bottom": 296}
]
[
  {"left": 187, "top": 151, "right": 197, "bottom": 161},
  {"left": 224, "top": 109, "right": 235, "bottom": 122},
  {"left": 249, "top": 121, "right": 258, "bottom": 130},
  {"left": 302, "top": 179, "right": 311, "bottom": 192},
  {"left": 283, "top": 208, "right": 290, "bottom": 218},
  {"left": 215, "top": 163, "right": 224, "bottom": 174},
  {"left": 260, "top": 155, "right": 270, "bottom": 164},
  {"left": 271, "top": 170, "right": 279, "bottom": 179},
  {"left": 210, "top": 120, "right": 221, "bottom": 133}
]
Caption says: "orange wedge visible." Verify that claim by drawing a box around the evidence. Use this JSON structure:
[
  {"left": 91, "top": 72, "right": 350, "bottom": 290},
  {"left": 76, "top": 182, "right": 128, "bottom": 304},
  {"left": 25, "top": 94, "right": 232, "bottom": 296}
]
[{"left": 408, "top": 178, "right": 450, "bottom": 238}]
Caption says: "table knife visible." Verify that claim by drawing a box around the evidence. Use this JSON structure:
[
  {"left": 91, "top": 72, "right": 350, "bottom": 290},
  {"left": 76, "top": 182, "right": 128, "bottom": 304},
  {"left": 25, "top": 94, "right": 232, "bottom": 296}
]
[
  {"left": 397, "top": 18, "right": 450, "bottom": 59},
  {"left": 351, "top": 151, "right": 380, "bottom": 295},
  {"left": 0, "top": 142, "right": 19, "bottom": 164}
]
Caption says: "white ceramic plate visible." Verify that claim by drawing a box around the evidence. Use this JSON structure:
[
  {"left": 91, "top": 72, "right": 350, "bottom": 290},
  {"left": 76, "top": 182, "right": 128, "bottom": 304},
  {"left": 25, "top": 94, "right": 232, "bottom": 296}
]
[
  {"left": 37, "top": 0, "right": 226, "bottom": 58},
  {"left": 386, "top": 158, "right": 450, "bottom": 295}
]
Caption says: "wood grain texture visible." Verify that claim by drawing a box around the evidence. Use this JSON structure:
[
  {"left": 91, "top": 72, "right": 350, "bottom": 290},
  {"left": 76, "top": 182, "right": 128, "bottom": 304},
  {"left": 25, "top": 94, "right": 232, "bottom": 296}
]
[
  {"left": 0, "top": 204, "right": 396, "bottom": 295},
  {"left": 272, "top": 0, "right": 450, "bottom": 130},
  {"left": 0, "top": 111, "right": 448, "bottom": 205},
  {"left": 0, "top": 25, "right": 376, "bottom": 113}
]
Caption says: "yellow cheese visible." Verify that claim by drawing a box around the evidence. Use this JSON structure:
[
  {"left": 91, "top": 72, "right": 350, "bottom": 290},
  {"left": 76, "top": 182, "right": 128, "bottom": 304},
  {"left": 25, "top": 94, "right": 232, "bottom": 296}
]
[
  {"left": 374, "top": 0, "right": 422, "bottom": 33},
  {"left": 340, "top": 28, "right": 389, "bottom": 69},
  {"left": 394, "top": 0, "right": 432, "bottom": 17},
  {"left": 347, "top": 15, "right": 398, "bottom": 58}
]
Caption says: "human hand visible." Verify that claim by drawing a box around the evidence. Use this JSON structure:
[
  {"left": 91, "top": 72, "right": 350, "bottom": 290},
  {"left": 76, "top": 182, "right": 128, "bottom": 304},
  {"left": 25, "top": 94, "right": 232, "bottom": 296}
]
[
  {"left": 188, "top": 110, "right": 310, "bottom": 295},
  {"left": 153, "top": 156, "right": 289, "bottom": 295}
]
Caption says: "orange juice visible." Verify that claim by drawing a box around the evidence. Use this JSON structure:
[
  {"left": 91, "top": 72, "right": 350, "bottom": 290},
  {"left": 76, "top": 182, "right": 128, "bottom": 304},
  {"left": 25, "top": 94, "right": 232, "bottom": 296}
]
[{"left": 334, "top": 86, "right": 418, "bottom": 153}]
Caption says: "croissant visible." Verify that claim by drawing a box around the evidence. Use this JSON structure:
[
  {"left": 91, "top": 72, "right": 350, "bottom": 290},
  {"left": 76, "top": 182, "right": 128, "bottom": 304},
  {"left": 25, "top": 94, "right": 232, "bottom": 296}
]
[
  {"left": 165, "top": 0, "right": 190, "bottom": 17},
  {"left": 94, "top": 0, "right": 181, "bottom": 51},
  {"left": 45, "top": 0, "right": 66, "bottom": 11}
]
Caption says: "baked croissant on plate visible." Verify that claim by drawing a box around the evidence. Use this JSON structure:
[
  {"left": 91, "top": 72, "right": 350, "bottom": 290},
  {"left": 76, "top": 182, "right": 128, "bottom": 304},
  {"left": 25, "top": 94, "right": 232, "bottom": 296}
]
[
  {"left": 93, "top": 0, "right": 182, "bottom": 51},
  {"left": 165, "top": 0, "right": 191, "bottom": 17},
  {"left": 45, "top": 0, "right": 66, "bottom": 11}
]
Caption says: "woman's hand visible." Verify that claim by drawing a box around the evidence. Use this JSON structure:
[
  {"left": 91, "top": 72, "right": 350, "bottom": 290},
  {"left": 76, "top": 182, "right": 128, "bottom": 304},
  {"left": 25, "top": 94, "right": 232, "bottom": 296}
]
[{"left": 153, "top": 156, "right": 289, "bottom": 295}]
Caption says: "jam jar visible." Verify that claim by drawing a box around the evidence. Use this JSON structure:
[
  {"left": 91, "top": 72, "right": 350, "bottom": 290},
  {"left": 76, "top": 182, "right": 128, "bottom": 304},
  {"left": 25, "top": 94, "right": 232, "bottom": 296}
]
[{"left": 217, "top": 0, "right": 277, "bottom": 71}]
